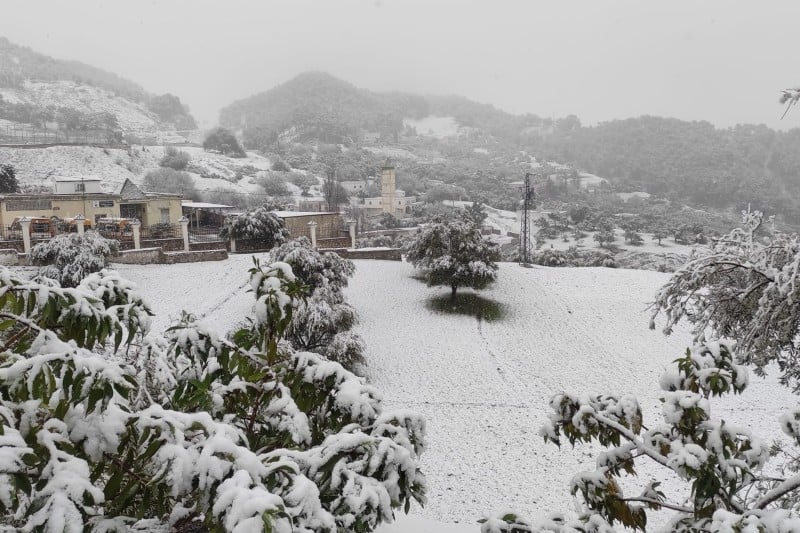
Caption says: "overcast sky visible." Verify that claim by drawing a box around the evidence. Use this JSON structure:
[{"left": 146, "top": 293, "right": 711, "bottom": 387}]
[{"left": 1, "top": 0, "right": 797, "bottom": 129}]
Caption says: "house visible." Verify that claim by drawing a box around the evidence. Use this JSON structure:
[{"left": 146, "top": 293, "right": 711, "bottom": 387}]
[
  {"left": 340, "top": 180, "right": 366, "bottom": 194},
  {"left": 0, "top": 177, "right": 183, "bottom": 229},
  {"left": 118, "top": 179, "right": 183, "bottom": 226}
]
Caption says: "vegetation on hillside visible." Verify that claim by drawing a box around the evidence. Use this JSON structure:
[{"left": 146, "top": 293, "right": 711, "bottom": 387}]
[{"left": 0, "top": 37, "right": 196, "bottom": 131}]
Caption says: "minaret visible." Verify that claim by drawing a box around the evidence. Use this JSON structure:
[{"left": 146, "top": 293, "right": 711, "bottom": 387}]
[{"left": 381, "top": 164, "right": 396, "bottom": 215}]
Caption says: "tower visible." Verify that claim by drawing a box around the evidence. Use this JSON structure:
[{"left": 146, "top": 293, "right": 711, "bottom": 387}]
[{"left": 381, "top": 165, "right": 396, "bottom": 215}]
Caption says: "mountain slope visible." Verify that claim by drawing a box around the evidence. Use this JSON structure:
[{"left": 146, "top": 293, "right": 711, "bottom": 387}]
[
  {"left": 220, "top": 71, "right": 541, "bottom": 147},
  {"left": 0, "top": 36, "right": 196, "bottom": 134}
]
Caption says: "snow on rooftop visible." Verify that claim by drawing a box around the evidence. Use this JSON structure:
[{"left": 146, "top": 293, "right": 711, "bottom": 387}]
[
  {"left": 53, "top": 176, "right": 102, "bottom": 182},
  {"left": 181, "top": 201, "right": 236, "bottom": 209},
  {"left": 273, "top": 210, "right": 341, "bottom": 218}
]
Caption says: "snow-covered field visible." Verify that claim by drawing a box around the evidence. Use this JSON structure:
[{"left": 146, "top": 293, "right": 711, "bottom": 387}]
[{"left": 112, "top": 257, "right": 799, "bottom": 531}]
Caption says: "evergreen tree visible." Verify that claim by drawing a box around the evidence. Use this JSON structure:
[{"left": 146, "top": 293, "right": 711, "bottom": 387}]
[
  {"left": 406, "top": 215, "right": 499, "bottom": 299},
  {"left": 218, "top": 205, "right": 290, "bottom": 247},
  {"left": 0, "top": 163, "right": 19, "bottom": 193}
]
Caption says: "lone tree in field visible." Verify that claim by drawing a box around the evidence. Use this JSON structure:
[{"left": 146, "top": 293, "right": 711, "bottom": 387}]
[
  {"left": 406, "top": 215, "right": 499, "bottom": 299},
  {"left": 650, "top": 209, "right": 800, "bottom": 390},
  {"left": 219, "top": 204, "right": 290, "bottom": 247}
]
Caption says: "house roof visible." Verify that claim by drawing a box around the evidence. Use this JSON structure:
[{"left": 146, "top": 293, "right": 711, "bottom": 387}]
[
  {"left": 182, "top": 201, "right": 236, "bottom": 209},
  {"left": 53, "top": 176, "right": 102, "bottom": 183},
  {"left": 119, "top": 179, "right": 147, "bottom": 200}
]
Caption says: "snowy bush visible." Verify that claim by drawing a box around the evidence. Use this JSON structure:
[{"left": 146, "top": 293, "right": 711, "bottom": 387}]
[
  {"left": 482, "top": 341, "right": 800, "bottom": 532},
  {"left": 0, "top": 262, "right": 426, "bottom": 531},
  {"left": 406, "top": 215, "right": 499, "bottom": 299},
  {"left": 650, "top": 209, "right": 800, "bottom": 390},
  {"left": 159, "top": 145, "right": 190, "bottom": 170},
  {"left": 29, "top": 231, "right": 119, "bottom": 287},
  {"left": 268, "top": 238, "right": 365, "bottom": 372},
  {"left": 219, "top": 205, "right": 290, "bottom": 247}
]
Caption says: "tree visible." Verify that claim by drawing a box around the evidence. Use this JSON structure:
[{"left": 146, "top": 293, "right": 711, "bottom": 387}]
[
  {"left": 594, "top": 229, "right": 616, "bottom": 248},
  {"left": 203, "top": 127, "right": 245, "bottom": 157},
  {"left": 218, "top": 205, "right": 290, "bottom": 247},
  {"left": 464, "top": 201, "right": 488, "bottom": 225},
  {"left": 0, "top": 163, "right": 19, "bottom": 193},
  {"left": 482, "top": 341, "right": 800, "bottom": 533},
  {"left": 406, "top": 216, "right": 499, "bottom": 299},
  {"left": 268, "top": 238, "right": 365, "bottom": 371},
  {"left": 29, "top": 231, "right": 119, "bottom": 287},
  {"left": 142, "top": 167, "right": 198, "bottom": 198},
  {"left": 652, "top": 228, "right": 668, "bottom": 246},
  {"left": 0, "top": 261, "right": 426, "bottom": 531},
  {"left": 650, "top": 209, "right": 800, "bottom": 390},
  {"left": 159, "top": 145, "right": 190, "bottom": 170}
]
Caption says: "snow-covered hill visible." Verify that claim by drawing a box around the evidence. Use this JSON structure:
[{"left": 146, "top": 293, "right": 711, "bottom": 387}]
[
  {"left": 111, "top": 257, "right": 799, "bottom": 531},
  {"left": 0, "top": 80, "right": 160, "bottom": 132},
  {"left": 0, "top": 145, "right": 271, "bottom": 197}
]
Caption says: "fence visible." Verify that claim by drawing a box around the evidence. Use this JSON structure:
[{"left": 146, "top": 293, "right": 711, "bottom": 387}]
[
  {"left": 0, "top": 125, "right": 120, "bottom": 146},
  {"left": 188, "top": 225, "right": 224, "bottom": 243}
]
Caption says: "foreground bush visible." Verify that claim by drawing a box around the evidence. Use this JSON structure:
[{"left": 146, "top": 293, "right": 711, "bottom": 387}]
[
  {"left": 29, "top": 231, "right": 119, "bottom": 287},
  {"left": 0, "top": 263, "right": 425, "bottom": 531},
  {"left": 483, "top": 341, "right": 800, "bottom": 532}
]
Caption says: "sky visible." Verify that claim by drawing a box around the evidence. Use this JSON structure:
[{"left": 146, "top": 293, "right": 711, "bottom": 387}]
[{"left": 1, "top": 0, "right": 798, "bottom": 129}]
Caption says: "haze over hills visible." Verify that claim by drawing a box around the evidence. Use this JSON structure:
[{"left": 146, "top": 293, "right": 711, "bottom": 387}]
[
  {"left": 0, "top": 37, "right": 197, "bottom": 136},
  {"left": 221, "top": 71, "right": 800, "bottom": 225}
]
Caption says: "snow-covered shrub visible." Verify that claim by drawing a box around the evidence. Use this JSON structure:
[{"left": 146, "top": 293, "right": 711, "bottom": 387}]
[
  {"left": 268, "top": 238, "right": 365, "bottom": 371},
  {"left": 651, "top": 209, "right": 800, "bottom": 389},
  {"left": 406, "top": 215, "right": 499, "bottom": 299},
  {"left": 159, "top": 145, "right": 190, "bottom": 170},
  {"left": 532, "top": 247, "right": 616, "bottom": 269},
  {"left": 0, "top": 262, "right": 425, "bottom": 531},
  {"left": 219, "top": 205, "right": 290, "bottom": 248},
  {"left": 29, "top": 230, "right": 119, "bottom": 287},
  {"left": 483, "top": 341, "right": 800, "bottom": 532}
]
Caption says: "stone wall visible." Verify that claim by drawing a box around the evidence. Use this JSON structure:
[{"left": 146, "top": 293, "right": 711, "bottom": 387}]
[
  {"left": 331, "top": 248, "right": 402, "bottom": 261},
  {"left": 163, "top": 249, "right": 228, "bottom": 264},
  {"left": 111, "top": 248, "right": 163, "bottom": 264},
  {"left": 317, "top": 236, "right": 351, "bottom": 249},
  {"left": 110, "top": 247, "right": 228, "bottom": 265},
  {"left": 0, "top": 249, "right": 22, "bottom": 265}
]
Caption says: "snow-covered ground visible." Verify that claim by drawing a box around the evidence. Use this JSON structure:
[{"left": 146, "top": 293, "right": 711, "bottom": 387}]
[
  {"left": 0, "top": 80, "right": 160, "bottom": 132},
  {"left": 0, "top": 145, "right": 272, "bottom": 197},
  {"left": 403, "top": 116, "right": 460, "bottom": 138},
  {"left": 111, "top": 256, "right": 800, "bottom": 531}
]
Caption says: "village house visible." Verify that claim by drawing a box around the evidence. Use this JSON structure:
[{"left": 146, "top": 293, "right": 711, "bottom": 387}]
[{"left": 0, "top": 177, "right": 183, "bottom": 229}]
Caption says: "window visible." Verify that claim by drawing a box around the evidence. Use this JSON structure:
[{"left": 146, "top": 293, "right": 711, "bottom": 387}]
[
  {"left": 74, "top": 183, "right": 85, "bottom": 192},
  {"left": 159, "top": 208, "right": 170, "bottom": 224}
]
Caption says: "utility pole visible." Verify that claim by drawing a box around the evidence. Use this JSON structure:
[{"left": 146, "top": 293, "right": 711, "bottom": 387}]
[{"left": 519, "top": 172, "right": 536, "bottom": 265}]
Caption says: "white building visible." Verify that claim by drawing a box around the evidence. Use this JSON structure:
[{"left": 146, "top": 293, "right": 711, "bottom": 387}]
[
  {"left": 351, "top": 166, "right": 417, "bottom": 217},
  {"left": 52, "top": 177, "right": 103, "bottom": 195}
]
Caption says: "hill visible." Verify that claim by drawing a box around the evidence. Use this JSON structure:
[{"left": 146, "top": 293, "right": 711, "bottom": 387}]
[
  {"left": 220, "top": 71, "right": 542, "bottom": 148},
  {"left": 114, "top": 256, "right": 799, "bottom": 530},
  {"left": 0, "top": 36, "right": 196, "bottom": 138}
]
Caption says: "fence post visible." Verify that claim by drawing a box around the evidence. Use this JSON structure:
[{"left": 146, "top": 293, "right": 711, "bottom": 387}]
[
  {"left": 74, "top": 214, "right": 86, "bottom": 236},
  {"left": 131, "top": 219, "right": 141, "bottom": 250},
  {"left": 179, "top": 216, "right": 190, "bottom": 252},
  {"left": 308, "top": 220, "right": 318, "bottom": 248},
  {"left": 348, "top": 219, "right": 356, "bottom": 249},
  {"left": 230, "top": 238, "right": 236, "bottom": 253},
  {"left": 20, "top": 217, "right": 31, "bottom": 255}
]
